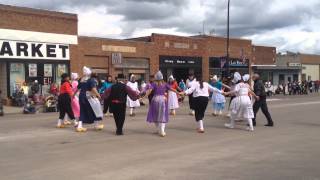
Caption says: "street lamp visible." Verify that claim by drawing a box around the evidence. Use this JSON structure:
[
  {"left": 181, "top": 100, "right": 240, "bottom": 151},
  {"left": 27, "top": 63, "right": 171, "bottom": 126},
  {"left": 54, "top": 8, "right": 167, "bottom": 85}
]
[{"left": 225, "top": 0, "right": 230, "bottom": 77}]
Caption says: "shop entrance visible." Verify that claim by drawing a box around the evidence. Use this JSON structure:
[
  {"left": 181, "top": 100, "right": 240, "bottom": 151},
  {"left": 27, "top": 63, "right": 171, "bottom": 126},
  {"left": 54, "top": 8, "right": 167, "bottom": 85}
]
[
  {"left": 159, "top": 55, "right": 203, "bottom": 82},
  {"left": 173, "top": 68, "right": 189, "bottom": 82}
]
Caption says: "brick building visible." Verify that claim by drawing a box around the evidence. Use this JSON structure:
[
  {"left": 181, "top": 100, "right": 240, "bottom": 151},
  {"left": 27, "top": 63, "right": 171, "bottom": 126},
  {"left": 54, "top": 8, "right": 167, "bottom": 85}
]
[{"left": 0, "top": 4, "right": 276, "bottom": 100}]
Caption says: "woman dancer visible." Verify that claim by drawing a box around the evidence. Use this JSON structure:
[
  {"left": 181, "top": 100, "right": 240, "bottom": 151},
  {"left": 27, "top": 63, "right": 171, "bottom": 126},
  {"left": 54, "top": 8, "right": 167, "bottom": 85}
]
[
  {"left": 56, "top": 73, "right": 76, "bottom": 128},
  {"left": 186, "top": 73, "right": 197, "bottom": 116},
  {"left": 126, "top": 74, "right": 140, "bottom": 116},
  {"left": 144, "top": 71, "right": 179, "bottom": 137},
  {"left": 181, "top": 77, "right": 224, "bottom": 133},
  {"left": 224, "top": 72, "right": 257, "bottom": 131},
  {"left": 71, "top": 73, "right": 80, "bottom": 126},
  {"left": 168, "top": 75, "right": 181, "bottom": 116},
  {"left": 76, "top": 67, "right": 104, "bottom": 132},
  {"left": 211, "top": 75, "right": 230, "bottom": 116}
]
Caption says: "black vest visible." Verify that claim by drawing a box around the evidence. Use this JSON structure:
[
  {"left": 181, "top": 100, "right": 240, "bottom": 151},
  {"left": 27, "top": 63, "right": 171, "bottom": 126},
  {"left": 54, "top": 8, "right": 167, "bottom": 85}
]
[{"left": 110, "top": 82, "right": 127, "bottom": 104}]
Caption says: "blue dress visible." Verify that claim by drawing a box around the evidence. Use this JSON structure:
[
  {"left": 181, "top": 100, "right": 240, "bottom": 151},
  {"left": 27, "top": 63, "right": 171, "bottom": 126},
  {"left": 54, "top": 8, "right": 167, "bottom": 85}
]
[
  {"left": 78, "top": 78, "right": 102, "bottom": 124},
  {"left": 211, "top": 81, "right": 226, "bottom": 111}
]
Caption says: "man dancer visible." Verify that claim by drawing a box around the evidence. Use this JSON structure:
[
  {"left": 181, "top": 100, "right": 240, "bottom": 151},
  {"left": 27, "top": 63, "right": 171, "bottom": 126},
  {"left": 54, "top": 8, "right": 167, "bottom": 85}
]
[
  {"left": 104, "top": 74, "right": 140, "bottom": 135},
  {"left": 252, "top": 74, "right": 274, "bottom": 127}
]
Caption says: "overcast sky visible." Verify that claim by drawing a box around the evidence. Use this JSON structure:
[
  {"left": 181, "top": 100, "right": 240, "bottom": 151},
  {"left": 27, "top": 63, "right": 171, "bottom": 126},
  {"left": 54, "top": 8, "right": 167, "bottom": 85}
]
[{"left": 1, "top": 0, "right": 320, "bottom": 54}]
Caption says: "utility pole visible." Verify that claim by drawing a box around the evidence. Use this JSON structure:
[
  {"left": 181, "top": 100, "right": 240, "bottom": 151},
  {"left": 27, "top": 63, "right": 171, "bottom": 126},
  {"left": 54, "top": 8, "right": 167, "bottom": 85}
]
[{"left": 226, "top": 0, "right": 230, "bottom": 77}]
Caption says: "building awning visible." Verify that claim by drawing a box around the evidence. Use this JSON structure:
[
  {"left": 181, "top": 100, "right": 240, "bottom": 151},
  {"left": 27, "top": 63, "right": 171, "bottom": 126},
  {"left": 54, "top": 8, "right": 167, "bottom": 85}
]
[{"left": 252, "top": 65, "right": 302, "bottom": 70}]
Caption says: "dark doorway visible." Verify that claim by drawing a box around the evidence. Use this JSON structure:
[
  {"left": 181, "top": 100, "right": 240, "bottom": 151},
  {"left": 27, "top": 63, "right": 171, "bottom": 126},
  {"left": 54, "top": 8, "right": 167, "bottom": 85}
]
[{"left": 173, "top": 68, "right": 189, "bottom": 82}]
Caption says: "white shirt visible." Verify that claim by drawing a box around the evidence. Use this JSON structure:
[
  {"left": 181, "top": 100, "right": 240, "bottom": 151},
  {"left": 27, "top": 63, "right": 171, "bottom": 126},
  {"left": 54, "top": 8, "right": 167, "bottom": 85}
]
[
  {"left": 186, "top": 78, "right": 197, "bottom": 88},
  {"left": 185, "top": 82, "right": 222, "bottom": 98}
]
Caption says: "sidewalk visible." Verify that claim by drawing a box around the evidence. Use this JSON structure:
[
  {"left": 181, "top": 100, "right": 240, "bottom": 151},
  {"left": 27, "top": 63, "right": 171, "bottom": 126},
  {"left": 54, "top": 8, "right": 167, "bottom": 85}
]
[{"left": 3, "top": 106, "right": 23, "bottom": 114}]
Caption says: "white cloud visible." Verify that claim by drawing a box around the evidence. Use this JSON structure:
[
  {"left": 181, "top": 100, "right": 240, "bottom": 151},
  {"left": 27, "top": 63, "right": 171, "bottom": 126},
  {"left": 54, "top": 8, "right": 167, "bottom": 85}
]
[{"left": 1, "top": 0, "right": 320, "bottom": 53}]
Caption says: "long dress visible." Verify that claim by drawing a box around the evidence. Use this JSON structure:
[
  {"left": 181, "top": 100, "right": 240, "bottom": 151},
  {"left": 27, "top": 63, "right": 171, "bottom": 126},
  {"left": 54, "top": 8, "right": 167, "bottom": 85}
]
[
  {"left": 78, "top": 78, "right": 102, "bottom": 124},
  {"left": 230, "top": 82, "right": 254, "bottom": 120},
  {"left": 71, "top": 80, "right": 80, "bottom": 118},
  {"left": 211, "top": 81, "right": 226, "bottom": 111},
  {"left": 168, "top": 81, "right": 179, "bottom": 110},
  {"left": 126, "top": 81, "right": 140, "bottom": 108},
  {"left": 147, "top": 83, "right": 171, "bottom": 124}
]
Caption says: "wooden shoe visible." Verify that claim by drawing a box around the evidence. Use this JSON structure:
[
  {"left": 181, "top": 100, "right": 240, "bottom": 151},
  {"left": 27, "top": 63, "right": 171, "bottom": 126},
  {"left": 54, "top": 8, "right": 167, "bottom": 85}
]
[
  {"left": 94, "top": 124, "right": 104, "bottom": 131},
  {"left": 56, "top": 124, "right": 66, "bottom": 128},
  {"left": 224, "top": 123, "right": 234, "bottom": 129},
  {"left": 197, "top": 128, "right": 205, "bottom": 133},
  {"left": 76, "top": 127, "right": 87, "bottom": 132},
  {"left": 159, "top": 132, "right": 166, "bottom": 137},
  {"left": 63, "top": 120, "right": 72, "bottom": 125}
]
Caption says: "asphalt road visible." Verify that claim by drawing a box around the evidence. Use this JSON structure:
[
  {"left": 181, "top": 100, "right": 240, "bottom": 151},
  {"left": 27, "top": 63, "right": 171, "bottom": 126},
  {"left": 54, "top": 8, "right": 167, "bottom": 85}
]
[{"left": 1, "top": 95, "right": 320, "bottom": 180}]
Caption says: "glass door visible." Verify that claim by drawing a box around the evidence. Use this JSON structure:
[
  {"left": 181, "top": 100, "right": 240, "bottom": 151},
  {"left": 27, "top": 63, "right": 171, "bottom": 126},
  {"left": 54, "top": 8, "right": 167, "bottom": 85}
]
[{"left": 9, "top": 63, "right": 25, "bottom": 96}]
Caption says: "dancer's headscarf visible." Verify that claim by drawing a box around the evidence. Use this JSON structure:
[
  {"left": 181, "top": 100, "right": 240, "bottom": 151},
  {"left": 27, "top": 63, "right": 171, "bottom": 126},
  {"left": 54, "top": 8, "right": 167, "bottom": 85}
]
[
  {"left": 242, "top": 74, "right": 250, "bottom": 82},
  {"left": 154, "top": 71, "right": 163, "bottom": 81},
  {"left": 232, "top": 72, "right": 241, "bottom": 83}
]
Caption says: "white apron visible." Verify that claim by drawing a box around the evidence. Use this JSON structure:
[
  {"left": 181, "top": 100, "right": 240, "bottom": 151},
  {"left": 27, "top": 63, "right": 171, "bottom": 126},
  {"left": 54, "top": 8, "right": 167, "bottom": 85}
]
[
  {"left": 230, "top": 83, "right": 254, "bottom": 119},
  {"left": 126, "top": 81, "right": 140, "bottom": 108},
  {"left": 168, "top": 90, "right": 179, "bottom": 110}
]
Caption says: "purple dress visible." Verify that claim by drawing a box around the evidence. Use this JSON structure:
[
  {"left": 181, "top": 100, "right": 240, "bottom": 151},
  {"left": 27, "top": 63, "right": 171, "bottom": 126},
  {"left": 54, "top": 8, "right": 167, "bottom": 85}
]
[{"left": 147, "top": 83, "right": 170, "bottom": 124}]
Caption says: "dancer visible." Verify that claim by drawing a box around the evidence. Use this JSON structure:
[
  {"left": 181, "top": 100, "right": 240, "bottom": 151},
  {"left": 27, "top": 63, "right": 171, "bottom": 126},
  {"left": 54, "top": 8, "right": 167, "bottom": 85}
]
[
  {"left": 56, "top": 73, "right": 76, "bottom": 128},
  {"left": 181, "top": 77, "right": 224, "bottom": 133},
  {"left": 76, "top": 67, "right": 104, "bottom": 132},
  {"left": 186, "top": 73, "right": 197, "bottom": 116},
  {"left": 126, "top": 74, "right": 140, "bottom": 116},
  {"left": 168, "top": 75, "right": 181, "bottom": 116},
  {"left": 211, "top": 75, "right": 230, "bottom": 116},
  {"left": 104, "top": 74, "right": 140, "bottom": 135},
  {"left": 252, "top": 73, "right": 274, "bottom": 127},
  {"left": 224, "top": 72, "right": 257, "bottom": 131},
  {"left": 71, "top": 73, "right": 80, "bottom": 126},
  {"left": 144, "top": 71, "right": 179, "bottom": 137}
]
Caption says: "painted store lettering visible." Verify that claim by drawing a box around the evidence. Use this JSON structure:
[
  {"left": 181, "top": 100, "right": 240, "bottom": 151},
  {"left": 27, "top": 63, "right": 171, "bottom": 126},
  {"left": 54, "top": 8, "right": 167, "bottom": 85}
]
[{"left": 0, "top": 40, "right": 70, "bottom": 60}]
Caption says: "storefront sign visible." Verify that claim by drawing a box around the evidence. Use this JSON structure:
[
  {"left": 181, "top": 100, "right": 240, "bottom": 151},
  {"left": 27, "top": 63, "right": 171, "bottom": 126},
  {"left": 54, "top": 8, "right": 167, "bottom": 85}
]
[
  {"left": 28, "top": 64, "right": 37, "bottom": 77},
  {"left": 173, "top": 42, "right": 190, "bottom": 49},
  {"left": 288, "top": 63, "right": 301, "bottom": 67},
  {"left": 0, "top": 40, "right": 70, "bottom": 60},
  {"left": 160, "top": 56, "right": 202, "bottom": 67},
  {"left": 102, "top": 45, "right": 136, "bottom": 53},
  {"left": 210, "top": 57, "right": 249, "bottom": 68}
]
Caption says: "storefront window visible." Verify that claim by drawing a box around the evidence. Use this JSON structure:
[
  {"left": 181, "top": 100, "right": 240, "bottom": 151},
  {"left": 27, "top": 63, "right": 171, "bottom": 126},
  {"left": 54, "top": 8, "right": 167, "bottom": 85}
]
[
  {"left": 9, "top": 63, "right": 25, "bottom": 96},
  {"left": 55, "top": 64, "right": 68, "bottom": 84}
]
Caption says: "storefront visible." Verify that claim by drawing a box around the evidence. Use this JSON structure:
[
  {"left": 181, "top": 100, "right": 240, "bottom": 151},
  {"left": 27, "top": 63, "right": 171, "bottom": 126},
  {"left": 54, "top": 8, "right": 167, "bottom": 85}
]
[
  {"left": 113, "top": 57, "right": 150, "bottom": 82},
  {"left": 159, "top": 56, "right": 202, "bottom": 81},
  {"left": 209, "top": 57, "right": 249, "bottom": 77},
  {"left": 0, "top": 39, "right": 72, "bottom": 97}
]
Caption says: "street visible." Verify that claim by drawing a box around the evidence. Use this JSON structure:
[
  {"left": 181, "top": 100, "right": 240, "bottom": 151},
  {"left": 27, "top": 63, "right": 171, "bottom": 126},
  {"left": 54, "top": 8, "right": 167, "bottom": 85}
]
[{"left": 1, "top": 95, "right": 320, "bottom": 180}]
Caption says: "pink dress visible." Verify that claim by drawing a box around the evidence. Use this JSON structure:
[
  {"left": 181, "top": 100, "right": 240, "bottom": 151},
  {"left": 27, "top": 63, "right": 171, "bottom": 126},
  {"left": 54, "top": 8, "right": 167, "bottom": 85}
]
[{"left": 71, "top": 81, "right": 80, "bottom": 118}]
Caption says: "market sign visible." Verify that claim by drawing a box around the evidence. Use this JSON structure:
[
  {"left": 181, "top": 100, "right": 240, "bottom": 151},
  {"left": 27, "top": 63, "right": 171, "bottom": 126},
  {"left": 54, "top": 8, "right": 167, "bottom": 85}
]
[{"left": 0, "top": 40, "right": 70, "bottom": 60}]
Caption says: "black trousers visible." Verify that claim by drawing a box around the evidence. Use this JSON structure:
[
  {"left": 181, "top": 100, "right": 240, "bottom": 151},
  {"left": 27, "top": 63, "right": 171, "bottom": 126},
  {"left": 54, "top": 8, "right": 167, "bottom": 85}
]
[
  {"left": 111, "top": 103, "right": 126, "bottom": 134},
  {"left": 58, "top": 94, "right": 75, "bottom": 120},
  {"left": 188, "top": 94, "right": 195, "bottom": 110},
  {"left": 103, "top": 98, "right": 112, "bottom": 114},
  {"left": 193, "top": 96, "right": 209, "bottom": 121},
  {"left": 252, "top": 97, "right": 273, "bottom": 125}
]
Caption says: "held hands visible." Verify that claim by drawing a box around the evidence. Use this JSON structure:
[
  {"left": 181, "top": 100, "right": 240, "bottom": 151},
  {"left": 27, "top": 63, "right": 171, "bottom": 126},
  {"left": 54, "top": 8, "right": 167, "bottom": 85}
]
[
  {"left": 255, "top": 96, "right": 260, "bottom": 101},
  {"left": 179, "top": 92, "right": 186, "bottom": 97}
]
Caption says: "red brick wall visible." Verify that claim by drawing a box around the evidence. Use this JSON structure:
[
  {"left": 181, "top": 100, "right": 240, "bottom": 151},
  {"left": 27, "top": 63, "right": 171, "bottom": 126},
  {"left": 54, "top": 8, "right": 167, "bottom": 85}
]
[
  {"left": 252, "top": 46, "right": 276, "bottom": 65},
  {"left": 0, "top": 4, "right": 77, "bottom": 35},
  {"left": 76, "top": 36, "right": 154, "bottom": 78}
]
